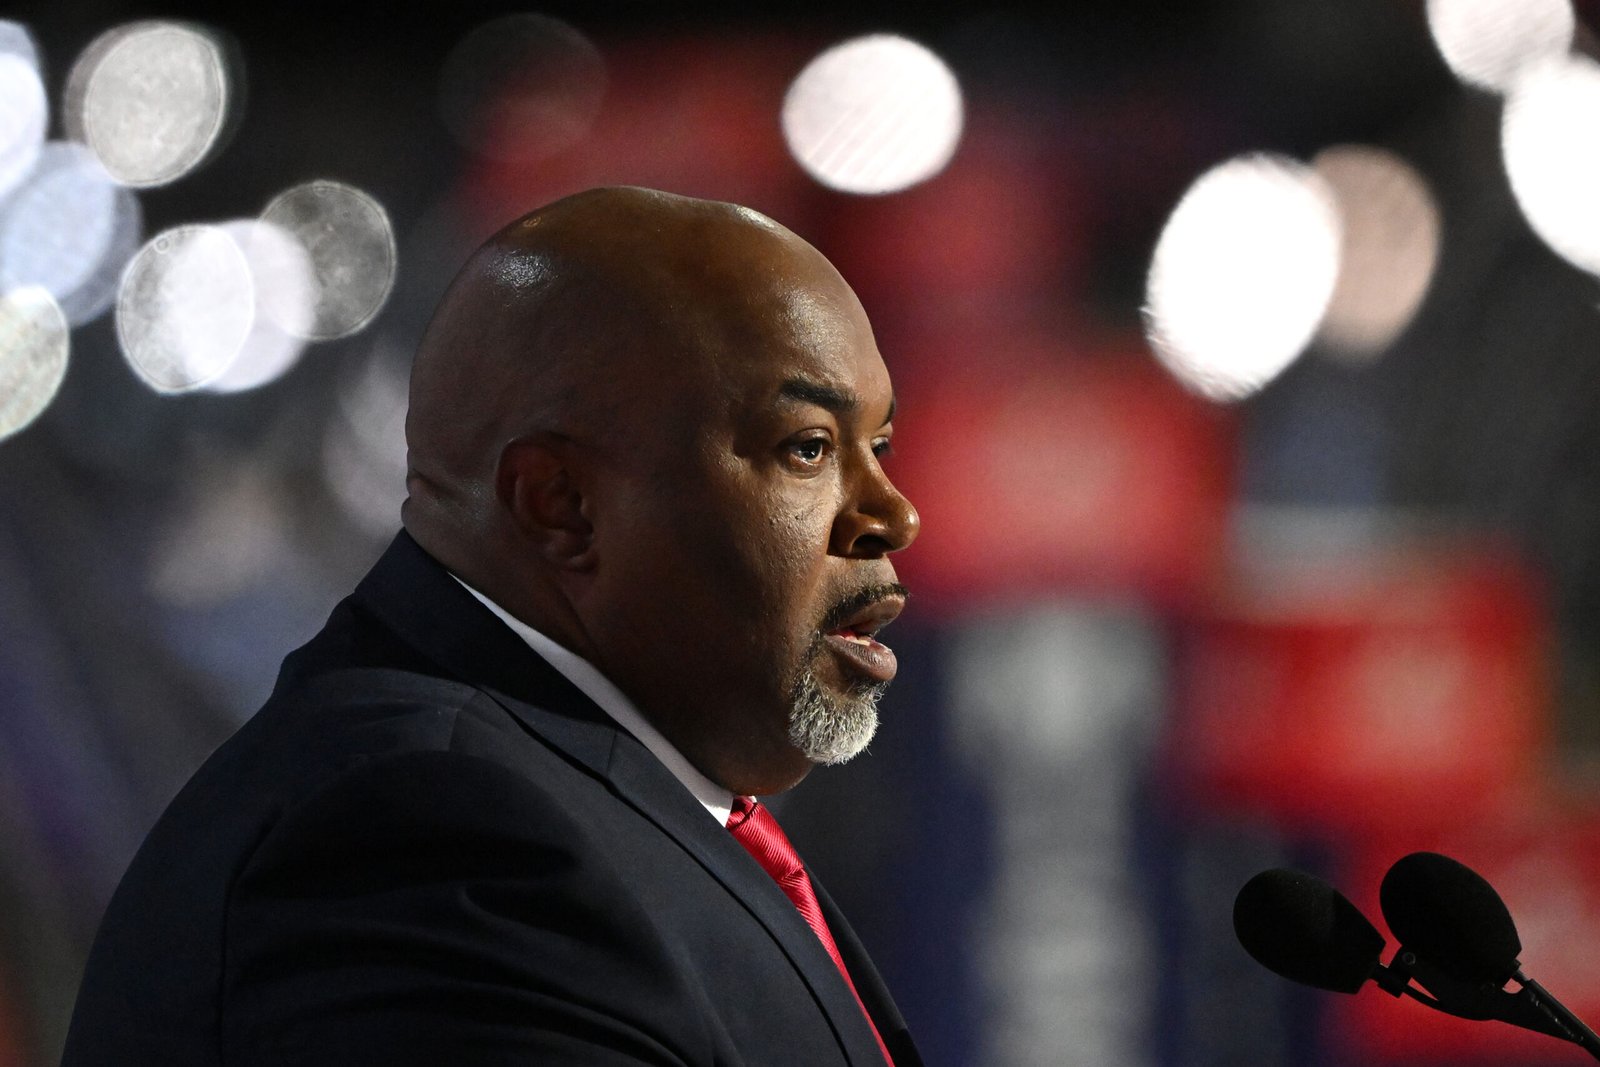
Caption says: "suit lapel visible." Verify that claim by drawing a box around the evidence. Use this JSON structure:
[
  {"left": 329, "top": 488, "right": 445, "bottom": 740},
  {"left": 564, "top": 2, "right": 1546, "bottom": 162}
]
[
  {"left": 354, "top": 531, "right": 893, "bottom": 1065},
  {"left": 814, "top": 878, "right": 924, "bottom": 1067},
  {"left": 602, "top": 739, "right": 891, "bottom": 1066}
]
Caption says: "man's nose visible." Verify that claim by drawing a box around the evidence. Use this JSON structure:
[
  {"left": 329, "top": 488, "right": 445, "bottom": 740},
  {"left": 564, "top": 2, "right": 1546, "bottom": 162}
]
[{"left": 833, "top": 457, "right": 919, "bottom": 559}]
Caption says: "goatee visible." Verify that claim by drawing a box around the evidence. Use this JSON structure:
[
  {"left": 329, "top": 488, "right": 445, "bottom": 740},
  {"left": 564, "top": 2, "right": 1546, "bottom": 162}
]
[{"left": 786, "top": 632, "right": 887, "bottom": 765}]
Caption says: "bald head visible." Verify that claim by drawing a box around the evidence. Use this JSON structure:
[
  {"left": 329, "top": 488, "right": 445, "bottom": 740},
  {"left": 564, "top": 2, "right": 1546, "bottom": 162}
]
[{"left": 404, "top": 186, "right": 847, "bottom": 551}]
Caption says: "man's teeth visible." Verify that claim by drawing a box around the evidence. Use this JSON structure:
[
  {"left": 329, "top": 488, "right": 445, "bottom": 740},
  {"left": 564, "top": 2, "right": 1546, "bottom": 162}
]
[{"left": 837, "top": 630, "right": 874, "bottom": 645}]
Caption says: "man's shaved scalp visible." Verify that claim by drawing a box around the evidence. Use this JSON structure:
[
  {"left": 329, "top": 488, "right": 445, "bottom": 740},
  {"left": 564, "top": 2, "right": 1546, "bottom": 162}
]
[{"left": 404, "top": 188, "right": 847, "bottom": 543}]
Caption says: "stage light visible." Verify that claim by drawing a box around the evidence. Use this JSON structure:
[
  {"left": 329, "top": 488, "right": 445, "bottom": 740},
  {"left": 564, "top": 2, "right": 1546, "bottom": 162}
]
[
  {"left": 258, "top": 180, "right": 396, "bottom": 340},
  {"left": 1503, "top": 54, "right": 1600, "bottom": 277},
  {"left": 116, "top": 224, "right": 254, "bottom": 393},
  {"left": 0, "top": 53, "right": 45, "bottom": 202},
  {"left": 63, "top": 20, "right": 233, "bottom": 188},
  {"left": 201, "top": 220, "right": 314, "bottom": 394},
  {"left": 0, "top": 141, "right": 142, "bottom": 325},
  {"left": 1312, "top": 146, "right": 1440, "bottom": 358},
  {"left": 438, "top": 14, "right": 606, "bottom": 162},
  {"left": 782, "top": 34, "right": 964, "bottom": 195},
  {"left": 1144, "top": 153, "right": 1341, "bottom": 402},
  {"left": 1426, "top": 0, "right": 1574, "bottom": 93},
  {"left": 0, "top": 286, "right": 68, "bottom": 443}
]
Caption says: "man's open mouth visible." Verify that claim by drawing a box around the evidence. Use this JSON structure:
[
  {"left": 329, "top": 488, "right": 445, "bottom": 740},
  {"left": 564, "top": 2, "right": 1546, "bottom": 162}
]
[{"left": 822, "top": 592, "right": 905, "bottom": 683}]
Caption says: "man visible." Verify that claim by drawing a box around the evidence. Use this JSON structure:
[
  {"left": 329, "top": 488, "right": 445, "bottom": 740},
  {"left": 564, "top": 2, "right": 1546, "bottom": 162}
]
[{"left": 63, "top": 187, "right": 922, "bottom": 1065}]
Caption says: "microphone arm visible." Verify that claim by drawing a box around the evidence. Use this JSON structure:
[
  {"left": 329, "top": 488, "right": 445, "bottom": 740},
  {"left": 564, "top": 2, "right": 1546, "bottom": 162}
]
[
  {"left": 1517, "top": 972, "right": 1600, "bottom": 1060},
  {"left": 1372, "top": 948, "right": 1600, "bottom": 1059}
]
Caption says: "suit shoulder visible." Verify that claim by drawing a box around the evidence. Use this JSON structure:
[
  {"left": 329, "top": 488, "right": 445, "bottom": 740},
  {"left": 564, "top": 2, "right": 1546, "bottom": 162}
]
[
  {"left": 244, "top": 747, "right": 587, "bottom": 873},
  {"left": 222, "top": 746, "right": 717, "bottom": 1064},
  {"left": 237, "top": 657, "right": 526, "bottom": 773}
]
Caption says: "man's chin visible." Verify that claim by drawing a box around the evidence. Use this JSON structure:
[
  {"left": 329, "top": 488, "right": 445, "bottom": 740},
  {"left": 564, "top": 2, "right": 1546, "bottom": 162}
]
[{"left": 786, "top": 661, "right": 885, "bottom": 765}]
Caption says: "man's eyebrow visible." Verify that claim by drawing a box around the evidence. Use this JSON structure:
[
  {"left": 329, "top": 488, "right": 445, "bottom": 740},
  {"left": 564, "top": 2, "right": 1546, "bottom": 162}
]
[
  {"left": 777, "top": 377, "right": 859, "bottom": 414},
  {"left": 777, "top": 378, "right": 897, "bottom": 426}
]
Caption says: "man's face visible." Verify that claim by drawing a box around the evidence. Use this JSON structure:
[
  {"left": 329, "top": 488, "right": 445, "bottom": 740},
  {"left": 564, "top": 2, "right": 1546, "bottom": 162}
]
[{"left": 583, "top": 254, "right": 919, "bottom": 796}]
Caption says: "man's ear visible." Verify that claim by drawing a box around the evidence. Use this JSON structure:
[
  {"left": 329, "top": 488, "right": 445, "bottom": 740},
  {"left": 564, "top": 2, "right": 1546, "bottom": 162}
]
[{"left": 495, "top": 434, "right": 595, "bottom": 569}]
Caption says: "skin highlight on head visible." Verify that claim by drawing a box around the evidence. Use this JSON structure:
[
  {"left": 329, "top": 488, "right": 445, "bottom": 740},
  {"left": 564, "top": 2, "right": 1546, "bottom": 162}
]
[{"left": 404, "top": 186, "right": 919, "bottom": 797}]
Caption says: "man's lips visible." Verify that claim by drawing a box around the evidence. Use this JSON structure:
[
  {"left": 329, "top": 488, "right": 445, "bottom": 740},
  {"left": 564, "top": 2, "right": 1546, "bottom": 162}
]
[
  {"left": 823, "top": 630, "right": 898, "bottom": 683},
  {"left": 822, "top": 591, "right": 905, "bottom": 684}
]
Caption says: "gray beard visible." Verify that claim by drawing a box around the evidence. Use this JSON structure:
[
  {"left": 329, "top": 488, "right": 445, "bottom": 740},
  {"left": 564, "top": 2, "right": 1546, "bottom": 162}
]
[{"left": 786, "top": 636, "right": 888, "bottom": 765}]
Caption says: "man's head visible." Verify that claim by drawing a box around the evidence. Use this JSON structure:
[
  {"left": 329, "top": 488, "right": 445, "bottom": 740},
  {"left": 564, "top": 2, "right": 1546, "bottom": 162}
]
[{"left": 404, "top": 187, "right": 919, "bottom": 796}]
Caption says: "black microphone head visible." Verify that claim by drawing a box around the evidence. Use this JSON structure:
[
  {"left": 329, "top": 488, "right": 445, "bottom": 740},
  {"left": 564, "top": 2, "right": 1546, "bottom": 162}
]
[
  {"left": 1234, "top": 868, "right": 1386, "bottom": 994},
  {"left": 1379, "top": 851, "right": 1522, "bottom": 987}
]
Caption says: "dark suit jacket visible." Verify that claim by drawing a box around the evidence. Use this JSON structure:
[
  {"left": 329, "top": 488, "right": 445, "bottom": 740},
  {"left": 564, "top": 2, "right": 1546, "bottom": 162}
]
[{"left": 62, "top": 531, "right": 921, "bottom": 1066}]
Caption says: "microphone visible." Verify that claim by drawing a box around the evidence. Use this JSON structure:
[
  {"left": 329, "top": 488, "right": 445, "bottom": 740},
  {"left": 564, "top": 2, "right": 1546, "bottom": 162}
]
[
  {"left": 1232, "top": 868, "right": 1387, "bottom": 994},
  {"left": 1379, "top": 851, "right": 1521, "bottom": 987},
  {"left": 1231, "top": 854, "right": 1600, "bottom": 1059},
  {"left": 1379, "top": 851, "right": 1600, "bottom": 1058}
]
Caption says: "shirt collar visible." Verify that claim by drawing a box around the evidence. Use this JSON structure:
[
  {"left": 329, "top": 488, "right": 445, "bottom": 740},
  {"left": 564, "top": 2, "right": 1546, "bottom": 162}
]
[{"left": 451, "top": 576, "right": 735, "bottom": 826}]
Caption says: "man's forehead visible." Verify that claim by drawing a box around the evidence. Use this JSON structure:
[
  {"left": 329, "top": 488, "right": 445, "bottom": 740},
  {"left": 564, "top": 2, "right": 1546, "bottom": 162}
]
[{"left": 706, "top": 273, "right": 892, "bottom": 419}]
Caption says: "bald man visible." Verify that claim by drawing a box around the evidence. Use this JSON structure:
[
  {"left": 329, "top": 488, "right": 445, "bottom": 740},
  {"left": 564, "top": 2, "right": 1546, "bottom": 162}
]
[{"left": 63, "top": 188, "right": 923, "bottom": 1067}]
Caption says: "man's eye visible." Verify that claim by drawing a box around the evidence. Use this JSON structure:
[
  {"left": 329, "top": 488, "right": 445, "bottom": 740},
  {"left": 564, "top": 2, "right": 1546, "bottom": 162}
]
[
  {"left": 872, "top": 438, "right": 893, "bottom": 459},
  {"left": 790, "top": 438, "right": 827, "bottom": 463}
]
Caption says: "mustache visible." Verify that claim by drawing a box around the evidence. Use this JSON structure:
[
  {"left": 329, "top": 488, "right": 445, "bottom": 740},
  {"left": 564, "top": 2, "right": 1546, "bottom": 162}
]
[{"left": 819, "top": 581, "right": 909, "bottom": 634}]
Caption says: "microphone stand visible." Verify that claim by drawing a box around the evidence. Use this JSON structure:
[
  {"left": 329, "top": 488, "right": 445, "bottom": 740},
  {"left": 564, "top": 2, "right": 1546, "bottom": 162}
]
[{"left": 1371, "top": 949, "right": 1600, "bottom": 1060}]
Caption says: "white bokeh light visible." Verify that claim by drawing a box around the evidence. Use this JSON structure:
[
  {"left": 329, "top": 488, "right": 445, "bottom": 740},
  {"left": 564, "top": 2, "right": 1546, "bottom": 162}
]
[
  {"left": 0, "top": 141, "right": 142, "bottom": 325},
  {"left": 0, "top": 285, "right": 69, "bottom": 442},
  {"left": 1313, "top": 145, "right": 1441, "bottom": 358},
  {"left": 64, "top": 20, "right": 232, "bottom": 188},
  {"left": 1426, "top": 0, "right": 1574, "bottom": 93},
  {"left": 0, "top": 53, "right": 46, "bottom": 202},
  {"left": 117, "top": 224, "right": 255, "bottom": 393},
  {"left": 201, "top": 220, "right": 315, "bottom": 394},
  {"left": 0, "top": 20, "right": 40, "bottom": 68},
  {"left": 259, "top": 180, "right": 396, "bottom": 340},
  {"left": 782, "top": 34, "right": 964, "bottom": 195},
  {"left": 1144, "top": 154, "right": 1342, "bottom": 402},
  {"left": 1503, "top": 54, "right": 1600, "bottom": 277}
]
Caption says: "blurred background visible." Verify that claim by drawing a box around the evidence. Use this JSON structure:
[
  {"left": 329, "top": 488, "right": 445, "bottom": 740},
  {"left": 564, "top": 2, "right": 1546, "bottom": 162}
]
[{"left": 4, "top": 0, "right": 1600, "bottom": 1063}]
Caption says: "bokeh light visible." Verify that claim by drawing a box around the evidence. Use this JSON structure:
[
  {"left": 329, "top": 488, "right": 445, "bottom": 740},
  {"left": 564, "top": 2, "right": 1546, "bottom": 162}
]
[
  {"left": 0, "top": 285, "right": 68, "bottom": 442},
  {"left": 147, "top": 460, "right": 289, "bottom": 607},
  {"left": 438, "top": 14, "right": 606, "bottom": 162},
  {"left": 202, "top": 220, "right": 314, "bottom": 394},
  {"left": 1502, "top": 54, "right": 1600, "bottom": 278},
  {"left": 1144, "top": 153, "right": 1342, "bottom": 402},
  {"left": 323, "top": 347, "right": 408, "bottom": 535},
  {"left": 1312, "top": 145, "right": 1441, "bottom": 358},
  {"left": 782, "top": 34, "right": 964, "bottom": 195},
  {"left": 0, "top": 141, "right": 142, "bottom": 325},
  {"left": 116, "top": 224, "right": 254, "bottom": 393},
  {"left": 0, "top": 19, "right": 40, "bottom": 67},
  {"left": 0, "top": 52, "right": 46, "bottom": 202},
  {"left": 1426, "top": 0, "right": 1574, "bottom": 93},
  {"left": 63, "top": 20, "right": 233, "bottom": 188},
  {"left": 258, "top": 180, "right": 396, "bottom": 340}
]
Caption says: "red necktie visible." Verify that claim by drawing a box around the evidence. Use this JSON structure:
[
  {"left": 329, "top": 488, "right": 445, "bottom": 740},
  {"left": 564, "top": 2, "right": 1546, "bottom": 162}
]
[{"left": 727, "top": 796, "right": 894, "bottom": 1065}]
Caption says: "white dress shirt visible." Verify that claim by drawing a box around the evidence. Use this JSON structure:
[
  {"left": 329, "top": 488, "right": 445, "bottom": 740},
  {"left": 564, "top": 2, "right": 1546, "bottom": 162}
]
[{"left": 453, "top": 577, "right": 736, "bottom": 826}]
